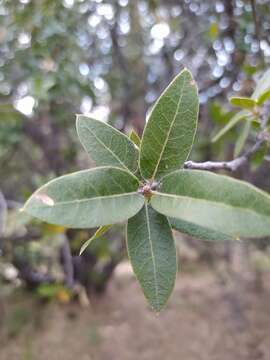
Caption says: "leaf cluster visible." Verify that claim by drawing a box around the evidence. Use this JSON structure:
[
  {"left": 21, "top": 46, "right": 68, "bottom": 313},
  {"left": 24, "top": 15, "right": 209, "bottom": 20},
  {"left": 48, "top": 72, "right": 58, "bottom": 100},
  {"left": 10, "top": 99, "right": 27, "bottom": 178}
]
[
  {"left": 23, "top": 69, "right": 270, "bottom": 311},
  {"left": 213, "top": 70, "right": 270, "bottom": 156}
]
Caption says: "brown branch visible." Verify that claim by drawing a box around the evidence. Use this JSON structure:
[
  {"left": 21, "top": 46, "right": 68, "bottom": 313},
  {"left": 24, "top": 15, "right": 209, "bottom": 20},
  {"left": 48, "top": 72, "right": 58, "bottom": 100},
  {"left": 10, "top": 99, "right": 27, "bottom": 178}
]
[{"left": 184, "top": 137, "right": 266, "bottom": 172}]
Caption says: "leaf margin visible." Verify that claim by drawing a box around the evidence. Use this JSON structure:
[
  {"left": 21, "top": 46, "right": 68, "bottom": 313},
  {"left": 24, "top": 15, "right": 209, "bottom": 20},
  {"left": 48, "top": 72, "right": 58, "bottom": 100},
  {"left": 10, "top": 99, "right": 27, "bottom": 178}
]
[
  {"left": 76, "top": 115, "right": 139, "bottom": 173},
  {"left": 126, "top": 202, "right": 177, "bottom": 312},
  {"left": 22, "top": 166, "right": 144, "bottom": 229},
  {"left": 139, "top": 67, "right": 199, "bottom": 180}
]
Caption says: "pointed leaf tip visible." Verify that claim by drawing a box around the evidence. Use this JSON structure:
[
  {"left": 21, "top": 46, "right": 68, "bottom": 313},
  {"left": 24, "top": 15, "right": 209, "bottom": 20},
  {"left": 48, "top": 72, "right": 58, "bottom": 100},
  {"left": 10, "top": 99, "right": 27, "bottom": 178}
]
[
  {"left": 79, "top": 224, "right": 112, "bottom": 255},
  {"left": 169, "top": 217, "right": 235, "bottom": 241},
  {"left": 76, "top": 115, "right": 139, "bottom": 173},
  {"left": 139, "top": 69, "right": 199, "bottom": 180}
]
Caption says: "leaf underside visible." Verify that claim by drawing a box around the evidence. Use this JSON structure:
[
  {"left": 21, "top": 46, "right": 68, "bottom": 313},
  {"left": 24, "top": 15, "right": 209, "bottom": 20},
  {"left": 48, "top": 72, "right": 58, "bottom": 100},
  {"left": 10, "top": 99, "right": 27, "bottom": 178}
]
[
  {"left": 23, "top": 167, "right": 144, "bottom": 228},
  {"left": 127, "top": 203, "right": 177, "bottom": 312},
  {"left": 22, "top": 68, "right": 270, "bottom": 313},
  {"left": 139, "top": 68, "right": 199, "bottom": 180},
  {"left": 77, "top": 115, "right": 139, "bottom": 173},
  {"left": 151, "top": 170, "right": 270, "bottom": 238},
  {"left": 169, "top": 217, "right": 235, "bottom": 241}
]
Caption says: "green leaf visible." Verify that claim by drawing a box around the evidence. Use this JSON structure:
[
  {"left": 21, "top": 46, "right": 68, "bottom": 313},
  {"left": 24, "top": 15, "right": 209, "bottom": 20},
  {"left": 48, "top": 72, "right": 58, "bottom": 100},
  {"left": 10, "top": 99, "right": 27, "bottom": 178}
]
[
  {"left": 127, "top": 203, "right": 177, "bottom": 312},
  {"left": 252, "top": 69, "right": 270, "bottom": 101},
  {"left": 139, "top": 68, "right": 199, "bottom": 180},
  {"left": 212, "top": 72, "right": 270, "bottom": 143},
  {"left": 169, "top": 217, "right": 235, "bottom": 241},
  {"left": 76, "top": 115, "right": 139, "bottom": 173},
  {"left": 23, "top": 167, "right": 144, "bottom": 228},
  {"left": 212, "top": 110, "right": 250, "bottom": 143},
  {"left": 257, "top": 88, "right": 270, "bottom": 105},
  {"left": 79, "top": 224, "right": 112, "bottom": 255},
  {"left": 151, "top": 170, "right": 270, "bottom": 238},
  {"left": 129, "top": 129, "right": 141, "bottom": 147},
  {"left": 229, "top": 97, "right": 257, "bottom": 109},
  {"left": 234, "top": 120, "right": 251, "bottom": 157}
]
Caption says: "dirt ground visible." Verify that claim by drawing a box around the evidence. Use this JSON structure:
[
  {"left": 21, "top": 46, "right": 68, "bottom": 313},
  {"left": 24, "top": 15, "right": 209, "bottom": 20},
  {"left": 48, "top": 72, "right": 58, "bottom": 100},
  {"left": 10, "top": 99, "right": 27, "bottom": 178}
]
[{"left": 1, "top": 262, "right": 270, "bottom": 360}]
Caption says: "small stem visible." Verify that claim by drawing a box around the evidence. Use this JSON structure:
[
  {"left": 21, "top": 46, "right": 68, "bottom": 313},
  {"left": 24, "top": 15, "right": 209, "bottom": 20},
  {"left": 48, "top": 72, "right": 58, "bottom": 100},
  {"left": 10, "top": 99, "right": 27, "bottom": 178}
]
[{"left": 184, "top": 137, "right": 266, "bottom": 172}]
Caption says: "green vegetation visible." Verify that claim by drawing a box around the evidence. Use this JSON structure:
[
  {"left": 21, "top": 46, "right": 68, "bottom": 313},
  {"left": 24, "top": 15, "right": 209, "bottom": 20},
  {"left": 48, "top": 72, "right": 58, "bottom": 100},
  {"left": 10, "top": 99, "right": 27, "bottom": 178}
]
[{"left": 23, "top": 69, "right": 270, "bottom": 311}]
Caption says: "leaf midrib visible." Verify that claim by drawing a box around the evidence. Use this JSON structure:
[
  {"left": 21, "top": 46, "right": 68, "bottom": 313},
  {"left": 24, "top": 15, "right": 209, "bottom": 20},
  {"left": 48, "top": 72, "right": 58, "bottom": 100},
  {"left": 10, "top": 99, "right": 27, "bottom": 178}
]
[
  {"left": 151, "top": 74, "right": 187, "bottom": 179},
  {"left": 30, "top": 192, "right": 141, "bottom": 208},
  {"left": 145, "top": 204, "right": 160, "bottom": 310},
  {"left": 152, "top": 191, "right": 270, "bottom": 219},
  {"left": 81, "top": 124, "right": 131, "bottom": 172}
]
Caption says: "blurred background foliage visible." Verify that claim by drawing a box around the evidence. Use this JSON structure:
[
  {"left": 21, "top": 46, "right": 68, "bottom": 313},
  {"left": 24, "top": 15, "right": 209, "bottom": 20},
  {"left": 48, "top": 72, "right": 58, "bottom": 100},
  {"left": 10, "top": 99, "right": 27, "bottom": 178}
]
[{"left": 0, "top": 0, "right": 270, "bottom": 320}]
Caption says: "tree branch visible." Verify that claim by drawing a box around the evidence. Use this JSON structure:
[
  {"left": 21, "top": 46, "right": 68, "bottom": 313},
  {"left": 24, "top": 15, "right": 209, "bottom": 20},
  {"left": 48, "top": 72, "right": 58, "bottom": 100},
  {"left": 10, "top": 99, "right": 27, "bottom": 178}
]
[{"left": 184, "top": 137, "right": 266, "bottom": 172}]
